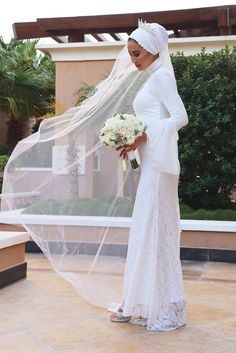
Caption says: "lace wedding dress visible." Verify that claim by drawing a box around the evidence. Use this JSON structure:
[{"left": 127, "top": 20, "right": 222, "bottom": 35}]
[{"left": 120, "top": 58, "right": 188, "bottom": 331}]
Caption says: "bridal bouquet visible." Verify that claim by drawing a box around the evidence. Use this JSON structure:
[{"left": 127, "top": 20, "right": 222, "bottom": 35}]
[{"left": 99, "top": 113, "right": 146, "bottom": 169}]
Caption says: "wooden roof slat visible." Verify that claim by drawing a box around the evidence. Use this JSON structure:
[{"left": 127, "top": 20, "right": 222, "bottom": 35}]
[
  {"left": 109, "top": 33, "right": 122, "bottom": 41},
  {"left": 90, "top": 33, "right": 103, "bottom": 41},
  {"left": 51, "top": 36, "right": 68, "bottom": 43}
]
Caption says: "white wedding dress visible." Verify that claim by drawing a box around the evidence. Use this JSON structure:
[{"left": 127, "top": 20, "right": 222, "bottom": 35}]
[{"left": 120, "top": 58, "right": 188, "bottom": 331}]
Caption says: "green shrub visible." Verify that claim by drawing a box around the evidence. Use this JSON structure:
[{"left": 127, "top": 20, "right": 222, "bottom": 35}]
[
  {"left": 180, "top": 204, "right": 236, "bottom": 221},
  {"left": 22, "top": 197, "right": 134, "bottom": 217},
  {"left": 0, "top": 155, "right": 9, "bottom": 172},
  {"left": 172, "top": 47, "right": 236, "bottom": 209},
  {"left": 0, "top": 154, "right": 9, "bottom": 193},
  {"left": 22, "top": 198, "right": 236, "bottom": 221}
]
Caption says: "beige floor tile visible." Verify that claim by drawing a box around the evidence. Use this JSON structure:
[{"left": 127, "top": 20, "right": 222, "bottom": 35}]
[
  {"left": 200, "top": 316, "right": 236, "bottom": 343},
  {"left": 182, "top": 260, "right": 207, "bottom": 278},
  {"left": 184, "top": 280, "right": 236, "bottom": 302},
  {"left": 27, "top": 253, "right": 126, "bottom": 275},
  {"left": 201, "top": 262, "right": 236, "bottom": 283},
  {"left": 0, "top": 281, "right": 57, "bottom": 306},
  {"left": 0, "top": 331, "right": 54, "bottom": 353},
  {"left": 0, "top": 314, "right": 18, "bottom": 333},
  {"left": 2, "top": 254, "right": 236, "bottom": 353},
  {"left": 60, "top": 337, "right": 158, "bottom": 353},
  {"left": 137, "top": 325, "right": 236, "bottom": 353},
  {"left": 184, "top": 280, "right": 236, "bottom": 323},
  {"left": 182, "top": 260, "right": 207, "bottom": 270},
  {"left": 26, "top": 255, "right": 53, "bottom": 270},
  {"left": 0, "top": 302, "right": 89, "bottom": 329},
  {"left": 29, "top": 319, "right": 127, "bottom": 351},
  {"left": 204, "top": 262, "right": 236, "bottom": 272},
  {"left": 26, "top": 270, "right": 79, "bottom": 298},
  {"left": 27, "top": 269, "right": 123, "bottom": 310},
  {"left": 187, "top": 302, "right": 235, "bottom": 323},
  {"left": 29, "top": 273, "right": 121, "bottom": 307},
  {"left": 26, "top": 253, "right": 47, "bottom": 260}
]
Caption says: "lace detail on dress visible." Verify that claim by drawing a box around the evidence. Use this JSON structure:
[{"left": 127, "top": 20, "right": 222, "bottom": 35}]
[
  {"left": 147, "top": 300, "right": 186, "bottom": 331},
  {"left": 122, "top": 300, "right": 186, "bottom": 330},
  {"left": 121, "top": 169, "right": 186, "bottom": 331},
  {"left": 118, "top": 65, "right": 187, "bottom": 332}
]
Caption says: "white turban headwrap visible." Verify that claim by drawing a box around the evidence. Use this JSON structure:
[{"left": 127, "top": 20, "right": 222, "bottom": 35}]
[
  {"left": 129, "top": 20, "right": 168, "bottom": 55},
  {"left": 129, "top": 20, "right": 176, "bottom": 85}
]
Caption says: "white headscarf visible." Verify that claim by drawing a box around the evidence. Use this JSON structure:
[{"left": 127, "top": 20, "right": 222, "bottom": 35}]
[
  {"left": 129, "top": 20, "right": 176, "bottom": 84},
  {"left": 129, "top": 20, "right": 168, "bottom": 55}
]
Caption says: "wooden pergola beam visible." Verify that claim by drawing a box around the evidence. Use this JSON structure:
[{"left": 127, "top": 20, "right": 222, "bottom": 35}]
[
  {"left": 35, "top": 5, "right": 236, "bottom": 31},
  {"left": 12, "top": 5, "right": 236, "bottom": 41},
  {"left": 12, "top": 22, "right": 50, "bottom": 39}
]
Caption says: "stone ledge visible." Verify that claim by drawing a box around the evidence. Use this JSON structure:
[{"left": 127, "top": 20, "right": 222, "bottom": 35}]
[
  {"left": 0, "top": 217, "right": 235, "bottom": 263},
  {"left": 0, "top": 231, "right": 30, "bottom": 249},
  {"left": 0, "top": 210, "right": 235, "bottom": 231},
  {"left": 36, "top": 35, "right": 236, "bottom": 61}
]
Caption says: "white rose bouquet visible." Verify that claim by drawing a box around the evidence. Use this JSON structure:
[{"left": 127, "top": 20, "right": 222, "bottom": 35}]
[{"left": 99, "top": 113, "right": 146, "bottom": 169}]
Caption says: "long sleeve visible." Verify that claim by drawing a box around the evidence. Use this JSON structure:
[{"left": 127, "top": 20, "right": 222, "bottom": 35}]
[
  {"left": 148, "top": 69, "right": 188, "bottom": 131},
  {"left": 138, "top": 68, "right": 188, "bottom": 175}
]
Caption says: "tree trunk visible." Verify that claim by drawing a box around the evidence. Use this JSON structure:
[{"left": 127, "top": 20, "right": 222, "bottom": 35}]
[
  {"left": 6, "top": 116, "right": 28, "bottom": 152},
  {"left": 66, "top": 134, "right": 79, "bottom": 200}
]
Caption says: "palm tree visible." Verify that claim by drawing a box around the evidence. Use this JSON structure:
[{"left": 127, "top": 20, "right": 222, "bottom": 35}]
[{"left": 0, "top": 38, "right": 55, "bottom": 152}]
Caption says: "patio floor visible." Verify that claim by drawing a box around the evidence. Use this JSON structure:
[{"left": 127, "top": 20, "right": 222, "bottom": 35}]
[{"left": 0, "top": 254, "right": 236, "bottom": 353}]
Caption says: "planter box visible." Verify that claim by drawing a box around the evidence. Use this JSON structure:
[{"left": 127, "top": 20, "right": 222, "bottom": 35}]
[{"left": 0, "top": 231, "right": 30, "bottom": 288}]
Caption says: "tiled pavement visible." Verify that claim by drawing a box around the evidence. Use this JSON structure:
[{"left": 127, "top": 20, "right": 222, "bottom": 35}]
[{"left": 0, "top": 254, "right": 236, "bottom": 353}]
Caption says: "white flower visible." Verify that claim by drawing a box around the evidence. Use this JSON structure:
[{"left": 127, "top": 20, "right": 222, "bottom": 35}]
[{"left": 99, "top": 113, "right": 146, "bottom": 149}]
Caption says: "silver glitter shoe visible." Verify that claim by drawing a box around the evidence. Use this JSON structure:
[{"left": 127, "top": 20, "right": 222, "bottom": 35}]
[{"left": 110, "top": 309, "right": 131, "bottom": 323}]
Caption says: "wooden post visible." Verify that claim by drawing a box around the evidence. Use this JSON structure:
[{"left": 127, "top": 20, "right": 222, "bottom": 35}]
[
  {"left": 68, "top": 30, "right": 84, "bottom": 42},
  {"left": 218, "top": 8, "right": 232, "bottom": 35}
]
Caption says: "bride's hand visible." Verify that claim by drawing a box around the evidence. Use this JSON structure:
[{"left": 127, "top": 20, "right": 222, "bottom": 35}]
[{"left": 117, "top": 132, "right": 147, "bottom": 159}]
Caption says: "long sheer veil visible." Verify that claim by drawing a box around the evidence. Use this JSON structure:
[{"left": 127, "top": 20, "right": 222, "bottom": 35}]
[{"left": 1, "top": 46, "right": 152, "bottom": 307}]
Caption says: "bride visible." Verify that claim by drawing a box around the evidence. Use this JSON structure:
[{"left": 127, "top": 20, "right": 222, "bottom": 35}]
[
  {"left": 110, "top": 21, "right": 188, "bottom": 331},
  {"left": 1, "top": 21, "right": 188, "bottom": 333}
]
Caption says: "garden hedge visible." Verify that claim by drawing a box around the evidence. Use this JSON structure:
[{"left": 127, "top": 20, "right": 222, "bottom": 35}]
[{"left": 172, "top": 47, "right": 236, "bottom": 209}]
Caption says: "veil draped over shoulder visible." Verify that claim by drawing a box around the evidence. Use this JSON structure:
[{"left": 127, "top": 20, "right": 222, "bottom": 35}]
[
  {"left": 1, "top": 22, "right": 180, "bottom": 308},
  {"left": 1, "top": 46, "right": 150, "bottom": 307}
]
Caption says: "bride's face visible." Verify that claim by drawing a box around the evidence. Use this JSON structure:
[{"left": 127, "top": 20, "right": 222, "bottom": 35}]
[{"left": 128, "top": 39, "right": 157, "bottom": 71}]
